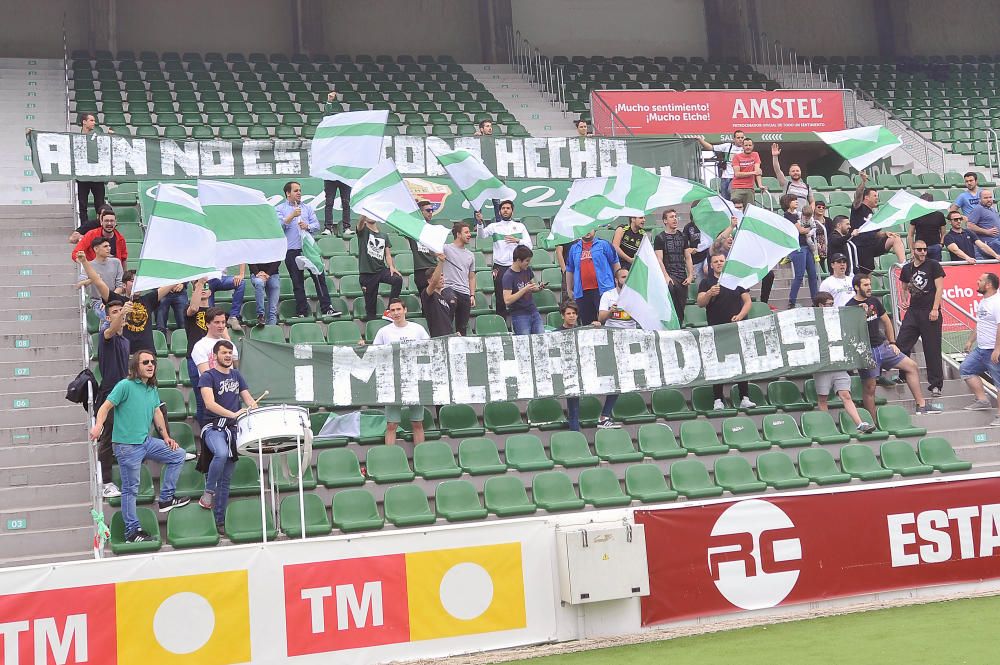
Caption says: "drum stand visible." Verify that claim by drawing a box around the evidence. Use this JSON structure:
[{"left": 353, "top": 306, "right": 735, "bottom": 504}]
[{"left": 254, "top": 431, "right": 308, "bottom": 545}]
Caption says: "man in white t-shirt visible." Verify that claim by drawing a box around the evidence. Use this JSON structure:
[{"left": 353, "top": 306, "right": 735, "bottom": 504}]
[
  {"left": 961, "top": 272, "right": 1000, "bottom": 424},
  {"left": 475, "top": 200, "right": 532, "bottom": 317},
  {"left": 697, "top": 129, "right": 745, "bottom": 200},
  {"left": 819, "top": 253, "right": 855, "bottom": 307},
  {"left": 590, "top": 267, "right": 638, "bottom": 429},
  {"left": 191, "top": 307, "right": 238, "bottom": 373},
  {"left": 371, "top": 298, "right": 430, "bottom": 445}
]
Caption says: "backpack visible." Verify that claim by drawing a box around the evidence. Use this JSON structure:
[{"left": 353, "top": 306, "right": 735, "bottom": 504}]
[{"left": 65, "top": 368, "right": 98, "bottom": 412}]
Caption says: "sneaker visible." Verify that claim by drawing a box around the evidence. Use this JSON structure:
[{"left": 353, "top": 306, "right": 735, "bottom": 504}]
[
  {"left": 256, "top": 314, "right": 265, "bottom": 327},
  {"left": 786, "top": 302, "right": 797, "bottom": 310},
  {"left": 876, "top": 375, "right": 896, "bottom": 388},
  {"left": 779, "top": 257, "right": 791, "bottom": 266},
  {"left": 381, "top": 309, "right": 393, "bottom": 321},
  {"left": 597, "top": 417, "right": 621, "bottom": 429},
  {"left": 198, "top": 491, "right": 215, "bottom": 510},
  {"left": 856, "top": 421, "right": 877, "bottom": 434},
  {"left": 228, "top": 316, "right": 243, "bottom": 332},
  {"left": 929, "top": 387, "right": 942, "bottom": 398},
  {"left": 216, "top": 522, "right": 226, "bottom": 536},
  {"left": 892, "top": 375, "right": 906, "bottom": 385},
  {"left": 125, "top": 529, "right": 154, "bottom": 543},
  {"left": 712, "top": 399, "right": 725, "bottom": 411},
  {"left": 321, "top": 228, "right": 332, "bottom": 236},
  {"left": 324, "top": 306, "right": 342, "bottom": 318},
  {"left": 158, "top": 496, "right": 191, "bottom": 513},
  {"left": 102, "top": 482, "right": 122, "bottom": 499},
  {"left": 739, "top": 396, "right": 757, "bottom": 409},
  {"left": 915, "top": 403, "right": 943, "bottom": 415},
  {"left": 184, "top": 451, "right": 196, "bottom": 461},
  {"left": 964, "top": 398, "right": 993, "bottom": 411},
  {"left": 342, "top": 226, "right": 355, "bottom": 237}
]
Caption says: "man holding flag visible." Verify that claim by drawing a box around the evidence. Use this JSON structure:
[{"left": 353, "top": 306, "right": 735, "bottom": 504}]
[
  {"left": 475, "top": 200, "right": 532, "bottom": 318},
  {"left": 850, "top": 173, "right": 906, "bottom": 273},
  {"left": 277, "top": 181, "right": 338, "bottom": 318},
  {"left": 699, "top": 251, "right": 756, "bottom": 411}
]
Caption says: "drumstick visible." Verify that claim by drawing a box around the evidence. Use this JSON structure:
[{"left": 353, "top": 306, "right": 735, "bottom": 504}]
[{"left": 247, "top": 390, "right": 269, "bottom": 410}]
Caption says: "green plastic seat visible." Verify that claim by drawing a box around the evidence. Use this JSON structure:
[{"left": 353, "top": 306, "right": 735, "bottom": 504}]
[
  {"left": 918, "top": 437, "right": 972, "bottom": 472},
  {"left": 611, "top": 391, "right": 656, "bottom": 424},
  {"left": 801, "top": 411, "right": 851, "bottom": 444},
  {"left": 159, "top": 387, "right": 188, "bottom": 420},
  {"left": 152, "top": 329, "right": 169, "bottom": 357},
  {"left": 228, "top": 456, "right": 262, "bottom": 496},
  {"left": 412, "top": 441, "right": 463, "bottom": 479},
  {"left": 669, "top": 459, "right": 724, "bottom": 498},
  {"left": 155, "top": 361, "right": 177, "bottom": 386},
  {"left": 504, "top": 434, "right": 554, "bottom": 471},
  {"left": 839, "top": 444, "right": 894, "bottom": 481},
  {"left": 767, "top": 380, "right": 812, "bottom": 411},
  {"left": 108, "top": 464, "right": 154, "bottom": 507},
  {"left": 876, "top": 405, "right": 928, "bottom": 438},
  {"left": 484, "top": 401, "right": 530, "bottom": 434},
  {"left": 762, "top": 414, "right": 811, "bottom": 448},
  {"left": 225, "top": 498, "right": 279, "bottom": 543},
  {"left": 109, "top": 508, "right": 162, "bottom": 554},
  {"left": 173, "top": 460, "right": 205, "bottom": 498},
  {"left": 166, "top": 504, "right": 220, "bottom": 548},
  {"left": 730, "top": 383, "right": 777, "bottom": 414},
  {"left": 636, "top": 423, "right": 686, "bottom": 459},
  {"left": 249, "top": 324, "right": 286, "bottom": 343},
  {"left": 840, "top": 408, "right": 890, "bottom": 441},
  {"left": 532, "top": 471, "right": 585, "bottom": 511},
  {"left": 279, "top": 493, "right": 333, "bottom": 538},
  {"left": 474, "top": 313, "right": 508, "bottom": 335},
  {"left": 435, "top": 480, "right": 488, "bottom": 521},
  {"left": 679, "top": 420, "right": 730, "bottom": 455},
  {"left": 721, "top": 416, "right": 771, "bottom": 452},
  {"left": 289, "top": 322, "right": 327, "bottom": 344},
  {"left": 384, "top": 485, "right": 437, "bottom": 527},
  {"left": 439, "top": 404, "right": 484, "bottom": 437},
  {"left": 714, "top": 456, "right": 767, "bottom": 494},
  {"left": 652, "top": 388, "right": 698, "bottom": 420},
  {"left": 309, "top": 412, "right": 349, "bottom": 448},
  {"left": 484, "top": 476, "right": 537, "bottom": 516},
  {"left": 332, "top": 489, "right": 385, "bottom": 532},
  {"left": 271, "top": 451, "right": 317, "bottom": 491},
  {"left": 756, "top": 451, "right": 810, "bottom": 489},
  {"left": 550, "top": 431, "right": 599, "bottom": 467},
  {"left": 327, "top": 320, "right": 362, "bottom": 345},
  {"left": 684, "top": 305, "right": 708, "bottom": 328},
  {"left": 594, "top": 429, "right": 644, "bottom": 462},
  {"left": 458, "top": 437, "right": 507, "bottom": 475},
  {"left": 850, "top": 375, "right": 886, "bottom": 405},
  {"left": 365, "top": 445, "right": 416, "bottom": 483},
  {"left": 317, "top": 448, "right": 365, "bottom": 487},
  {"left": 798, "top": 448, "right": 851, "bottom": 485},
  {"left": 526, "top": 398, "right": 567, "bottom": 430},
  {"left": 578, "top": 468, "right": 632, "bottom": 507},
  {"left": 691, "top": 385, "right": 737, "bottom": 417},
  {"left": 880, "top": 440, "right": 934, "bottom": 476},
  {"left": 625, "top": 464, "right": 678, "bottom": 503},
  {"left": 577, "top": 396, "right": 603, "bottom": 428}
]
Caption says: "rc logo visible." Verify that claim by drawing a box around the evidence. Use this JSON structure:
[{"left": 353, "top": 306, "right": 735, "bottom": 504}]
[{"left": 706, "top": 499, "right": 802, "bottom": 610}]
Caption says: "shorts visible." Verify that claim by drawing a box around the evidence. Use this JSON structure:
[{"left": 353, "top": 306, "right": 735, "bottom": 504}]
[
  {"left": 384, "top": 404, "right": 424, "bottom": 424},
  {"left": 814, "top": 370, "right": 851, "bottom": 395},
  {"left": 960, "top": 346, "right": 1000, "bottom": 386},
  {"left": 858, "top": 341, "right": 906, "bottom": 380},
  {"left": 729, "top": 188, "right": 754, "bottom": 207}
]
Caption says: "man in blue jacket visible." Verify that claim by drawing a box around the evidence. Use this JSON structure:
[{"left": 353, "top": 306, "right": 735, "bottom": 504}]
[{"left": 565, "top": 230, "right": 620, "bottom": 325}]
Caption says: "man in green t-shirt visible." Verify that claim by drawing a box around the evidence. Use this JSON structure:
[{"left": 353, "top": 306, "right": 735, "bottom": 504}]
[
  {"left": 356, "top": 215, "right": 404, "bottom": 320},
  {"left": 91, "top": 349, "right": 189, "bottom": 543}
]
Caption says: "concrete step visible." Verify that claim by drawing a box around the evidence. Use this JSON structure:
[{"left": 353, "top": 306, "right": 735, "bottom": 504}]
[
  {"left": 3, "top": 373, "right": 81, "bottom": 393},
  {"left": 0, "top": 358, "right": 87, "bottom": 379},
  {"left": 0, "top": 305, "right": 85, "bottom": 323},
  {"left": 0, "top": 526, "right": 93, "bottom": 564},
  {"left": 0, "top": 423, "right": 87, "bottom": 446},
  {"left": 0, "top": 549, "right": 93, "bottom": 569},
  {"left": 0, "top": 204, "right": 74, "bottom": 218},
  {"left": 0, "top": 317, "right": 81, "bottom": 334},
  {"left": 1, "top": 500, "right": 94, "bottom": 532},
  {"left": 0, "top": 404, "right": 86, "bottom": 428},
  {"left": 0, "top": 294, "right": 81, "bottom": 309},
  {"left": 0, "top": 389, "right": 76, "bottom": 410},
  {"left": 0, "top": 344, "right": 84, "bottom": 362},
  {"left": 0, "top": 440, "right": 89, "bottom": 467},
  {"left": 0, "top": 330, "right": 84, "bottom": 348},
  {"left": 1, "top": 477, "right": 91, "bottom": 508}
]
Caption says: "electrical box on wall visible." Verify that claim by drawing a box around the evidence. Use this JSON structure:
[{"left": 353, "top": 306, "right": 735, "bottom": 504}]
[{"left": 556, "top": 522, "right": 650, "bottom": 605}]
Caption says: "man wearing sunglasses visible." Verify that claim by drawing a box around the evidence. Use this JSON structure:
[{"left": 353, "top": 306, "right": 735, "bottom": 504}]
[
  {"left": 90, "top": 350, "right": 189, "bottom": 543},
  {"left": 944, "top": 212, "right": 1000, "bottom": 264},
  {"left": 897, "top": 240, "right": 946, "bottom": 397}
]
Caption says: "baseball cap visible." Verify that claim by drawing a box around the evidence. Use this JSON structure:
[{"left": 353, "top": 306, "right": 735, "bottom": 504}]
[
  {"left": 815, "top": 201, "right": 827, "bottom": 206},
  {"left": 830, "top": 253, "right": 847, "bottom": 263}
]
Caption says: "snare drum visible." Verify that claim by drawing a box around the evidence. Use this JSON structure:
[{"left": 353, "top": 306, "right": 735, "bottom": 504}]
[{"left": 236, "top": 404, "right": 310, "bottom": 454}]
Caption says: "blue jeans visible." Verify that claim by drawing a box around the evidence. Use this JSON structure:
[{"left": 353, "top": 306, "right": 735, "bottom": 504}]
[
  {"left": 251, "top": 274, "right": 280, "bottom": 324},
  {"left": 788, "top": 246, "right": 819, "bottom": 305},
  {"left": 202, "top": 428, "right": 236, "bottom": 524},
  {"left": 960, "top": 346, "right": 1000, "bottom": 386},
  {"left": 720, "top": 178, "right": 732, "bottom": 200},
  {"left": 208, "top": 276, "right": 246, "bottom": 319},
  {"left": 157, "top": 290, "right": 189, "bottom": 332},
  {"left": 565, "top": 394, "right": 619, "bottom": 431},
  {"left": 90, "top": 298, "right": 107, "bottom": 323},
  {"left": 511, "top": 310, "right": 544, "bottom": 335},
  {"left": 114, "top": 436, "right": 186, "bottom": 537},
  {"left": 188, "top": 357, "right": 204, "bottom": 423}
]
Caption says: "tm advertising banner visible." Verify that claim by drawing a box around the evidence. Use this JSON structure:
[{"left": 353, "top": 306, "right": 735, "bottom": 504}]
[
  {"left": 590, "top": 89, "right": 848, "bottom": 136},
  {"left": 636, "top": 476, "right": 1000, "bottom": 625},
  {"left": 238, "top": 308, "right": 870, "bottom": 407}
]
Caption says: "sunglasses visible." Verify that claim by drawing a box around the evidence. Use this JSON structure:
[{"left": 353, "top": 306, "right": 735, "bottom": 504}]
[
  {"left": 913, "top": 248, "right": 928, "bottom": 252},
  {"left": 140, "top": 359, "right": 157, "bottom": 366}
]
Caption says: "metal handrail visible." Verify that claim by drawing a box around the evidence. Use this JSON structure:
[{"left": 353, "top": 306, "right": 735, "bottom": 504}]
[
  {"left": 985, "top": 128, "right": 1000, "bottom": 182},
  {"left": 506, "top": 29, "right": 567, "bottom": 113}
]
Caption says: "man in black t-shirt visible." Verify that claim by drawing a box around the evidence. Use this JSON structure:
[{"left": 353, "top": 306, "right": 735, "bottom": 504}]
[
  {"left": 357, "top": 216, "right": 403, "bottom": 320},
  {"left": 850, "top": 174, "right": 906, "bottom": 273},
  {"left": 908, "top": 193, "right": 947, "bottom": 262},
  {"left": 654, "top": 209, "right": 693, "bottom": 325},
  {"left": 845, "top": 274, "right": 940, "bottom": 417},
  {"left": 943, "top": 211, "right": 1000, "bottom": 263},
  {"left": 419, "top": 257, "right": 454, "bottom": 337},
  {"left": 896, "top": 240, "right": 946, "bottom": 396},
  {"left": 95, "top": 295, "right": 131, "bottom": 498},
  {"left": 185, "top": 278, "right": 211, "bottom": 423}
]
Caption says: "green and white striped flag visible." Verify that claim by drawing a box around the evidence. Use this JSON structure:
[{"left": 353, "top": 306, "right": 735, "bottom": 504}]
[
  {"left": 297, "top": 229, "right": 324, "bottom": 275},
  {"left": 720, "top": 204, "right": 799, "bottom": 291},
  {"left": 432, "top": 147, "right": 516, "bottom": 211},
  {"left": 198, "top": 180, "right": 288, "bottom": 268},
  {"left": 133, "top": 184, "right": 220, "bottom": 293},
  {"left": 351, "top": 159, "right": 451, "bottom": 253},
  {"left": 858, "top": 190, "right": 951, "bottom": 233},
  {"left": 815, "top": 125, "right": 902, "bottom": 171},
  {"left": 539, "top": 176, "right": 612, "bottom": 249},
  {"left": 617, "top": 235, "right": 679, "bottom": 331},
  {"left": 309, "top": 110, "right": 388, "bottom": 185},
  {"left": 691, "top": 196, "right": 740, "bottom": 251},
  {"left": 571, "top": 165, "right": 716, "bottom": 222}
]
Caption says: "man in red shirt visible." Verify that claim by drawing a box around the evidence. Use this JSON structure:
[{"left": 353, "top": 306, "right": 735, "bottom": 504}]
[
  {"left": 70, "top": 207, "right": 128, "bottom": 268},
  {"left": 729, "top": 138, "right": 762, "bottom": 208}
]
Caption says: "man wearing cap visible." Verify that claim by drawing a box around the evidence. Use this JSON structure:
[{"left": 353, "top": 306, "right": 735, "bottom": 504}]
[{"left": 819, "top": 253, "right": 856, "bottom": 307}]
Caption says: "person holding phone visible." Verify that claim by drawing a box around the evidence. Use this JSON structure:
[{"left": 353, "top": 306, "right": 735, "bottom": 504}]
[{"left": 503, "top": 245, "right": 544, "bottom": 335}]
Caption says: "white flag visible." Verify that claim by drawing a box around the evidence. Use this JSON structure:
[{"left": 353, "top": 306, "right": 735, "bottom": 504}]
[
  {"left": 617, "top": 236, "right": 679, "bottom": 330},
  {"left": 309, "top": 110, "right": 388, "bottom": 185},
  {"left": 720, "top": 205, "right": 800, "bottom": 291}
]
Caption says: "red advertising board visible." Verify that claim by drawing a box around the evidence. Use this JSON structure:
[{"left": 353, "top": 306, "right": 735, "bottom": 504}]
[
  {"left": 591, "top": 89, "right": 847, "bottom": 136},
  {"left": 635, "top": 476, "right": 1000, "bottom": 625}
]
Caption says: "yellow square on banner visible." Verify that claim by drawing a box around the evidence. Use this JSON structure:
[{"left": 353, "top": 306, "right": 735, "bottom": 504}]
[
  {"left": 115, "top": 570, "right": 252, "bottom": 665},
  {"left": 405, "top": 543, "right": 527, "bottom": 641}
]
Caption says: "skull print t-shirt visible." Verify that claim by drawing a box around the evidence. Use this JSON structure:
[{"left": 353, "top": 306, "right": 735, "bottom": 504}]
[
  {"left": 899, "top": 259, "right": 945, "bottom": 311},
  {"left": 358, "top": 226, "right": 391, "bottom": 275}
]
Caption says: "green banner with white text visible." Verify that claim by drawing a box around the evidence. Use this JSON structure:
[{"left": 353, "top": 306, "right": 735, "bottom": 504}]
[{"left": 238, "top": 308, "right": 870, "bottom": 407}]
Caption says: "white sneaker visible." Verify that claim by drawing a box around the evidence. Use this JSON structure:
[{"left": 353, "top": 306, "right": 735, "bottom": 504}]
[
  {"left": 184, "top": 451, "right": 196, "bottom": 461},
  {"left": 712, "top": 399, "right": 725, "bottom": 411},
  {"left": 739, "top": 396, "right": 757, "bottom": 409},
  {"left": 321, "top": 228, "right": 332, "bottom": 236},
  {"left": 102, "top": 482, "right": 121, "bottom": 499}
]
